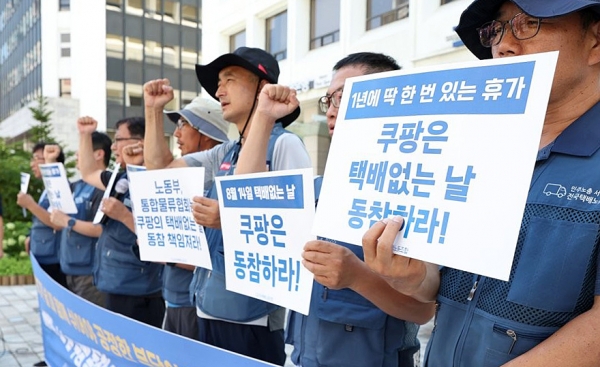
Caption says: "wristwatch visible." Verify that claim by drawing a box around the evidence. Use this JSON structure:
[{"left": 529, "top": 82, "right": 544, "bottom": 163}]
[{"left": 67, "top": 218, "right": 76, "bottom": 231}]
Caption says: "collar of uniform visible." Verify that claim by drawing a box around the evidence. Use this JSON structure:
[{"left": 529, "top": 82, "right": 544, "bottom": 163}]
[{"left": 550, "top": 101, "right": 600, "bottom": 157}]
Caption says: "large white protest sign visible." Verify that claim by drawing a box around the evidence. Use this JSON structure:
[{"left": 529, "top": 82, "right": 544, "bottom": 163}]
[
  {"left": 216, "top": 168, "right": 315, "bottom": 315},
  {"left": 20, "top": 172, "right": 30, "bottom": 217},
  {"left": 39, "top": 163, "right": 77, "bottom": 214},
  {"left": 313, "top": 52, "right": 558, "bottom": 281},
  {"left": 128, "top": 167, "right": 212, "bottom": 270}
]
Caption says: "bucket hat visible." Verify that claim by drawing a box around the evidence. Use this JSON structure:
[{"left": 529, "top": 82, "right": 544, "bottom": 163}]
[
  {"left": 195, "top": 47, "right": 300, "bottom": 127},
  {"left": 164, "top": 97, "right": 229, "bottom": 143}
]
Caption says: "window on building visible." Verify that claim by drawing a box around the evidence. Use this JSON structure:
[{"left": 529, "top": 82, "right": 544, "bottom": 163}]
[
  {"left": 310, "top": 0, "right": 340, "bottom": 50},
  {"left": 106, "top": 34, "right": 124, "bottom": 58},
  {"left": 182, "top": 47, "right": 200, "bottom": 69},
  {"left": 129, "top": 95, "right": 143, "bottom": 106},
  {"left": 107, "top": 87, "right": 124, "bottom": 105},
  {"left": 107, "top": 0, "right": 122, "bottom": 10},
  {"left": 157, "top": 0, "right": 176, "bottom": 20},
  {"left": 59, "top": 0, "right": 70, "bottom": 11},
  {"left": 60, "top": 33, "right": 71, "bottom": 57},
  {"left": 230, "top": 30, "right": 246, "bottom": 52},
  {"left": 144, "top": 40, "right": 162, "bottom": 65},
  {"left": 127, "top": 0, "right": 143, "bottom": 15},
  {"left": 59, "top": 79, "right": 71, "bottom": 98},
  {"left": 126, "top": 37, "right": 143, "bottom": 61},
  {"left": 266, "top": 11, "right": 287, "bottom": 61},
  {"left": 367, "top": 0, "right": 409, "bottom": 30},
  {"left": 182, "top": 4, "right": 198, "bottom": 24}
]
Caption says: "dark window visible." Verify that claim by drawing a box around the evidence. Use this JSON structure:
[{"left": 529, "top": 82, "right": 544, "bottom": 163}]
[
  {"left": 60, "top": 33, "right": 70, "bottom": 57},
  {"left": 310, "top": 0, "right": 340, "bottom": 50},
  {"left": 367, "top": 0, "right": 409, "bottom": 30},
  {"left": 267, "top": 11, "right": 287, "bottom": 61},
  {"left": 130, "top": 96, "right": 143, "bottom": 106},
  {"left": 59, "top": 0, "right": 70, "bottom": 11},
  {"left": 230, "top": 30, "right": 246, "bottom": 52}
]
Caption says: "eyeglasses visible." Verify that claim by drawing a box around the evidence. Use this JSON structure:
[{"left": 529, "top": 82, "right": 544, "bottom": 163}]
[
  {"left": 318, "top": 89, "right": 343, "bottom": 114},
  {"left": 113, "top": 137, "right": 142, "bottom": 143},
  {"left": 176, "top": 118, "right": 190, "bottom": 130},
  {"left": 478, "top": 13, "right": 542, "bottom": 48}
]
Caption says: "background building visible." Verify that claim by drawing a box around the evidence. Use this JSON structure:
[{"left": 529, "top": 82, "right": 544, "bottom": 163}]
[
  {"left": 1, "top": 0, "right": 477, "bottom": 168},
  {"left": 0, "top": 0, "right": 202, "bottom": 154},
  {"left": 201, "top": 0, "right": 476, "bottom": 174}
]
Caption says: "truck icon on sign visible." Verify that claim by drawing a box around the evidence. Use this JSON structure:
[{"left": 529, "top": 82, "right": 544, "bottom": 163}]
[{"left": 543, "top": 183, "right": 567, "bottom": 198}]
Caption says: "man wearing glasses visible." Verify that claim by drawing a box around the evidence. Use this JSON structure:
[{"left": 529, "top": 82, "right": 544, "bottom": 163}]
[
  {"left": 160, "top": 96, "right": 229, "bottom": 340},
  {"left": 274, "top": 53, "right": 434, "bottom": 367},
  {"left": 78, "top": 116, "right": 165, "bottom": 327},
  {"left": 165, "top": 96, "right": 229, "bottom": 158},
  {"left": 363, "top": 0, "right": 600, "bottom": 366},
  {"left": 143, "top": 47, "right": 311, "bottom": 365}
]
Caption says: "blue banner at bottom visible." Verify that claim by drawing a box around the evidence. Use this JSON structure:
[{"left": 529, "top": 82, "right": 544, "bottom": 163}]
[{"left": 31, "top": 256, "right": 273, "bottom": 367}]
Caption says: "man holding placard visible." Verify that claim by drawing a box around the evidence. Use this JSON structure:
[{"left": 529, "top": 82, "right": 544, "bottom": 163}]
[
  {"left": 364, "top": 0, "right": 600, "bottom": 365},
  {"left": 161, "top": 97, "right": 229, "bottom": 340},
  {"left": 78, "top": 116, "right": 165, "bottom": 327},
  {"left": 261, "top": 53, "right": 431, "bottom": 367},
  {"left": 143, "top": 47, "right": 311, "bottom": 365},
  {"left": 45, "top": 133, "right": 111, "bottom": 307},
  {"left": 17, "top": 143, "right": 67, "bottom": 288}
]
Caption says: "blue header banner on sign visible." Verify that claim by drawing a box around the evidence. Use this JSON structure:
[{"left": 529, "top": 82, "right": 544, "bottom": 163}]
[
  {"left": 31, "top": 255, "right": 273, "bottom": 367},
  {"left": 345, "top": 61, "right": 535, "bottom": 119},
  {"left": 40, "top": 165, "right": 61, "bottom": 178},
  {"left": 220, "top": 174, "right": 305, "bottom": 209}
]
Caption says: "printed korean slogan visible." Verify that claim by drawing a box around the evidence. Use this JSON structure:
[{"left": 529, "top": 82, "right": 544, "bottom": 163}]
[
  {"left": 313, "top": 52, "right": 558, "bottom": 281},
  {"left": 31, "top": 255, "right": 274, "bottom": 367}
]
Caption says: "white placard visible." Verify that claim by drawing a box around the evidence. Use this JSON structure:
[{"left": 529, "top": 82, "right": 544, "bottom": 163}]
[
  {"left": 312, "top": 52, "right": 558, "bottom": 281},
  {"left": 20, "top": 172, "right": 30, "bottom": 217},
  {"left": 128, "top": 167, "right": 212, "bottom": 270},
  {"left": 39, "top": 163, "right": 77, "bottom": 214},
  {"left": 216, "top": 168, "right": 315, "bottom": 315},
  {"left": 92, "top": 162, "right": 120, "bottom": 225}
]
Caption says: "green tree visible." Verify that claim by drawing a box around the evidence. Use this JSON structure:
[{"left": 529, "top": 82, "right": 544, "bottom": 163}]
[
  {"left": 0, "top": 140, "right": 44, "bottom": 222},
  {"left": 28, "top": 95, "right": 55, "bottom": 143},
  {"left": 27, "top": 95, "right": 76, "bottom": 175}
]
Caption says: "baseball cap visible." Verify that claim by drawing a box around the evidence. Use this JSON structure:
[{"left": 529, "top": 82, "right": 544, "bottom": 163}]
[
  {"left": 164, "top": 97, "right": 229, "bottom": 143},
  {"left": 456, "top": 0, "right": 600, "bottom": 60},
  {"left": 195, "top": 47, "right": 300, "bottom": 127}
]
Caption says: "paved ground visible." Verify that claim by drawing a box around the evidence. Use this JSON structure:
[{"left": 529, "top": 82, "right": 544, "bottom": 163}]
[
  {"left": 0, "top": 284, "right": 433, "bottom": 367},
  {"left": 0, "top": 285, "right": 45, "bottom": 367}
]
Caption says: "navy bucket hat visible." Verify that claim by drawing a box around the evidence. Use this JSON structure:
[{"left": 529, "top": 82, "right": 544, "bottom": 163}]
[
  {"left": 195, "top": 47, "right": 300, "bottom": 127},
  {"left": 456, "top": 0, "right": 600, "bottom": 60}
]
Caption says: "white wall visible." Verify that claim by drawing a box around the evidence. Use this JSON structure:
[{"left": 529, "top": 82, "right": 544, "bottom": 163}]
[
  {"left": 70, "top": 0, "right": 108, "bottom": 131},
  {"left": 40, "top": 0, "right": 60, "bottom": 99}
]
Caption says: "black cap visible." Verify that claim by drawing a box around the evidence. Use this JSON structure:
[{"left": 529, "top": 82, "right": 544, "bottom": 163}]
[
  {"left": 195, "top": 47, "right": 300, "bottom": 127},
  {"left": 456, "top": 0, "right": 600, "bottom": 60}
]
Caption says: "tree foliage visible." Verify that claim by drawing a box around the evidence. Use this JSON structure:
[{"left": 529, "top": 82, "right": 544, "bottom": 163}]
[
  {"left": 27, "top": 95, "right": 76, "bottom": 175},
  {"left": 0, "top": 140, "right": 45, "bottom": 222},
  {"left": 0, "top": 95, "right": 74, "bottom": 222}
]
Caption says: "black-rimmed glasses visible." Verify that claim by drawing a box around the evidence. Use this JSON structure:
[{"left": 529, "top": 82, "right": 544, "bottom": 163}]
[
  {"left": 478, "top": 13, "right": 542, "bottom": 48},
  {"left": 318, "top": 89, "right": 343, "bottom": 114}
]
